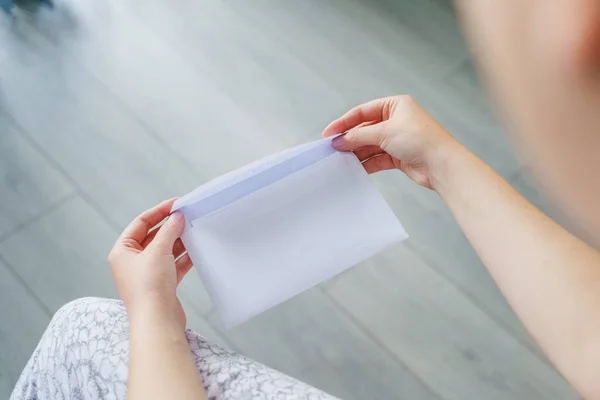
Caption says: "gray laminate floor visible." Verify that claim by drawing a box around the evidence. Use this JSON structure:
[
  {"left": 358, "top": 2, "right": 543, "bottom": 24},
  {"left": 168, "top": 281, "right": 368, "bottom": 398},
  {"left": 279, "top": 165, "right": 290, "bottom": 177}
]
[{"left": 0, "top": 0, "right": 576, "bottom": 398}]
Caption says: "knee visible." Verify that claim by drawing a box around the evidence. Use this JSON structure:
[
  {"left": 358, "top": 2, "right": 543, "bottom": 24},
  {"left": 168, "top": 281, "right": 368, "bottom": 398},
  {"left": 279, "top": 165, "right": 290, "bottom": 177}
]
[
  {"left": 51, "top": 297, "right": 127, "bottom": 333},
  {"left": 54, "top": 297, "right": 124, "bottom": 317}
]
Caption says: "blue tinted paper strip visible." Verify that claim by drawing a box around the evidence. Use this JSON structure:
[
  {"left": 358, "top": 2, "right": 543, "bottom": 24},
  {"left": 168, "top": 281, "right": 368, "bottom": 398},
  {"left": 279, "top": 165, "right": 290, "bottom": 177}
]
[{"left": 179, "top": 138, "right": 338, "bottom": 224}]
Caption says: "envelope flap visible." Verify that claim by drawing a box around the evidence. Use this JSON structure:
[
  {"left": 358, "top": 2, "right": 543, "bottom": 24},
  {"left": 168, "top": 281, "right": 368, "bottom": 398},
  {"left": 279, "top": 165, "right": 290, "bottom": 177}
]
[{"left": 173, "top": 136, "right": 339, "bottom": 222}]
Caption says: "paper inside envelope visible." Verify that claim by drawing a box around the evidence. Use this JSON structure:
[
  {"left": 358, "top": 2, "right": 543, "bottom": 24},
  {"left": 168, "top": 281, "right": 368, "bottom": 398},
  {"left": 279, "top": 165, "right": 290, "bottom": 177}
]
[{"left": 172, "top": 136, "right": 408, "bottom": 328}]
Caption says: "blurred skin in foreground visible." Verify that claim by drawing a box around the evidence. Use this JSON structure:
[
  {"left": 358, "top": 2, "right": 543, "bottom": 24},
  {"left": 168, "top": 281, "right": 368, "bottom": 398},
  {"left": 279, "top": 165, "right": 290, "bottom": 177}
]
[
  {"left": 107, "top": 2, "right": 600, "bottom": 400},
  {"left": 456, "top": 0, "right": 600, "bottom": 245}
]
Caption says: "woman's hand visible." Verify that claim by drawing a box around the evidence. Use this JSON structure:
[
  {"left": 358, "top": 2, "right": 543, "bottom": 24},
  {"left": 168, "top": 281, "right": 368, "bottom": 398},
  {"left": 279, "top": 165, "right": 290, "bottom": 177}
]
[
  {"left": 112, "top": 200, "right": 207, "bottom": 400},
  {"left": 322, "top": 95, "right": 461, "bottom": 190},
  {"left": 108, "top": 198, "right": 192, "bottom": 330}
]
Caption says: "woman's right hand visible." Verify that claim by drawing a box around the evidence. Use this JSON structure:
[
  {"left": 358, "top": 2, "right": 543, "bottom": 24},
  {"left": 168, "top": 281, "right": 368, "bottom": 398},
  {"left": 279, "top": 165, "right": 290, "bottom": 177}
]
[{"left": 322, "top": 95, "right": 462, "bottom": 190}]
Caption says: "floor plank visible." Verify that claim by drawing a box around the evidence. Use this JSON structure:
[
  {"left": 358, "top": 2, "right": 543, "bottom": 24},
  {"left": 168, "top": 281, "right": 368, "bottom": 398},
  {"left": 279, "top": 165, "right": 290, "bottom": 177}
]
[
  {"left": 425, "top": 60, "right": 520, "bottom": 176},
  {"left": 210, "top": 289, "right": 439, "bottom": 400},
  {"left": 0, "top": 259, "right": 50, "bottom": 398},
  {"left": 126, "top": 0, "right": 355, "bottom": 136},
  {"left": 0, "top": 114, "right": 74, "bottom": 238},
  {"left": 326, "top": 245, "right": 576, "bottom": 400},
  {"left": 509, "top": 171, "right": 562, "bottom": 223},
  {"left": 0, "top": 18, "right": 201, "bottom": 227},
  {"left": 125, "top": 0, "right": 475, "bottom": 142},
  {"left": 0, "top": 189, "right": 216, "bottom": 340},
  {"left": 509, "top": 169, "right": 597, "bottom": 247},
  {"left": 370, "top": 173, "right": 541, "bottom": 350},
  {"left": 232, "top": 0, "right": 467, "bottom": 85},
  {"left": 0, "top": 196, "right": 118, "bottom": 312},
  {"left": 29, "top": 0, "right": 302, "bottom": 178},
  {"left": 0, "top": 14, "right": 221, "bottom": 325}
]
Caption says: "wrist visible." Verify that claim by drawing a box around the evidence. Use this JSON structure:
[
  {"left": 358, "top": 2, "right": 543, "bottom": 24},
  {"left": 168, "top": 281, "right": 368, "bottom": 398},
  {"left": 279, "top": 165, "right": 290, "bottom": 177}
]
[
  {"left": 427, "top": 139, "right": 473, "bottom": 193},
  {"left": 127, "top": 293, "right": 183, "bottom": 330}
]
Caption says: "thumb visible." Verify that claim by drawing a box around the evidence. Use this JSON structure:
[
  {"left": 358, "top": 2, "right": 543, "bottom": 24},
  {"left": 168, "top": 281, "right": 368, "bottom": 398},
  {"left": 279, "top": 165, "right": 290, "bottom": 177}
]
[
  {"left": 332, "top": 121, "right": 389, "bottom": 151},
  {"left": 150, "top": 212, "right": 185, "bottom": 254}
]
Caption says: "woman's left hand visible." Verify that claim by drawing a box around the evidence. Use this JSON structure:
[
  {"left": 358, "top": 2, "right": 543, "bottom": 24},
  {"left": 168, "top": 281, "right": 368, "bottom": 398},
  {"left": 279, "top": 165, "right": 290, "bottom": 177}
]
[{"left": 108, "top": 198, "right": 193, "bottom": 330}]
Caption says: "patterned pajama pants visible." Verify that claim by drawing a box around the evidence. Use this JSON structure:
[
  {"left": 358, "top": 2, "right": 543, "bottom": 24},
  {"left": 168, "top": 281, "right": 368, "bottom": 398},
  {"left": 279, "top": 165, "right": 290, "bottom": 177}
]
[{"left": 10, "top": 298, "right": 336, "bottom": 400}]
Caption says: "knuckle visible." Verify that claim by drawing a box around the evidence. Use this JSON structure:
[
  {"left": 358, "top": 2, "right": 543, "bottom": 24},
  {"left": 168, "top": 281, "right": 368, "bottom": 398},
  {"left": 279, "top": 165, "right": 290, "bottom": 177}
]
[
  {"left": 378, "top": 132, "right": 391, "bottom": 149},
  {"left": 344, "top": 129, "right": 356, "bottom": 143},
  {"left": 345, "top": 128, "right": 355, "bottom": 138},
  {"left": 373, "top": 130, "right": 388, "bottom": 148},
  {"left": 394, "top": 94, "right": 413, "bottom": 105}
]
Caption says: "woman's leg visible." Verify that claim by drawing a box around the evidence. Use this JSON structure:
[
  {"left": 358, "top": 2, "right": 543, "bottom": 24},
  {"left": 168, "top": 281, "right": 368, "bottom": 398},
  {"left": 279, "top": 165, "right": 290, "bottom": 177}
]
[
  {"left": 11, "top": 298, "right": 336, "bottom": 400},
  {"left": 11, "top": 298, "right": 129, "bottom": 400},
  {"left": 186, "top": 331, "right": 336, "bottom": 399}
]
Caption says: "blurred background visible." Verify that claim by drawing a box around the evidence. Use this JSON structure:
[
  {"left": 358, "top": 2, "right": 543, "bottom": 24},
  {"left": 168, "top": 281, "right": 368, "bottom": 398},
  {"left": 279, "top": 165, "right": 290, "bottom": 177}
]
[{"left": 0, "top": 0, "right": 577, "bottom": 398}]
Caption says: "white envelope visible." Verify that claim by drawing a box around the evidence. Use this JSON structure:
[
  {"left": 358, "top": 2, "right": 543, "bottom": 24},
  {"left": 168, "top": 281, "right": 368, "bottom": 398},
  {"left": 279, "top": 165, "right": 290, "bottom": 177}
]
[{"left": 172, "top": 136, "right": 408, "bottom": 328}]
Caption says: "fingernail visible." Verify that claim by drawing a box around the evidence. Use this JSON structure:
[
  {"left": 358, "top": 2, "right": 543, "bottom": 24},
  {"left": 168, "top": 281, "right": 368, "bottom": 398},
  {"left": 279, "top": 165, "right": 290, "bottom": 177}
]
[
  {"left": 171, "top": 211, "right": 183, "bottom": 222},
  {"left": 332, "top": 134, "right": 345, "bottom": 149}
]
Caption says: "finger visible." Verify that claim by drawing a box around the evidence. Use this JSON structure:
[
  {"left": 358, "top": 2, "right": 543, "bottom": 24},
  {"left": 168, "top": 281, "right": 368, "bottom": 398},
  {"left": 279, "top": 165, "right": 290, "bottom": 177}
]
[
  {"left": 349, "top": 122, "right": 381, "bottom": 155},
  {"left": 353, "top": 145, "right": 385, "bottom": 161},
  {"left": 141, "top": 225, "right": 185, "bottom": 254},
  {"left": 119, "top": 198, "right": 178, "bottom": 246},
  {"left": 149, "top": 211, "right": 185, "bottom": 254},
  {"left": 322, "top": 97, "right": 390, "bottom": 137},
  {"left": 332, "top": 121, "right": 389, "bottom": 151},
  {"left": 361, "top": 153, "right": 397, "bottom": 174},
  {"left": 140, "top": 228, "right": 158, "bottom": 249},
  {"left": 175, "top": 253, "right": 193, "bottom": 284}
]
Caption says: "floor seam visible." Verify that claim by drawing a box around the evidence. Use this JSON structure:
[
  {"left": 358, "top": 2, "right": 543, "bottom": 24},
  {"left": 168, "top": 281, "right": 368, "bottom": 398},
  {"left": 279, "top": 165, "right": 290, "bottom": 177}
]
[
  {"left": 320, "top": 287, "right": 444, "bottom": 400},
  {"left": 20, "top": 17, "right": 208, "bottom": 184},
  {"left": 4, "top": 111, "right": 123, "bottom": 233},
  {"left": 441, "top": 55, "right": 472, "bottom": 82},
  {"left": 0, "top": 254, "right": 53, "bottom": 317},
  {"left": 0, "top": 192, "right": 77, "bottom": 245},
  {"left": 404, "top": 241, "right": 549, "bottom": 364}
]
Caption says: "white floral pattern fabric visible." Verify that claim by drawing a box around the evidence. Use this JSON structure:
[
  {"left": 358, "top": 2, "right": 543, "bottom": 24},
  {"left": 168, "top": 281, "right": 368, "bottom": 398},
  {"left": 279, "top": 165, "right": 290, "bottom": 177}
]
[{"left": 10, "top": 297, "right": 337, "bottom": 400}]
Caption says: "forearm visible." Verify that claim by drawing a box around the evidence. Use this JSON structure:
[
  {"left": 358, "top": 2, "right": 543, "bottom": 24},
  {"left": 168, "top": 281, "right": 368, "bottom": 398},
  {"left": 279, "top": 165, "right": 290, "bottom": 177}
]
[
  {"left": 431, "top": 143, "right": 600, "bottom": 397},
  {"left": 128, "top": 305, "right": 206, "bottom": 400}
]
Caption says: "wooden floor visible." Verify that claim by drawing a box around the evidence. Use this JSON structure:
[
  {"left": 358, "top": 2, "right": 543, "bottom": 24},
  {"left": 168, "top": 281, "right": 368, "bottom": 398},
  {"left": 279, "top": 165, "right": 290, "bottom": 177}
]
[{"left": 0, "top": 0, "right": 577, "bottom": 398}]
